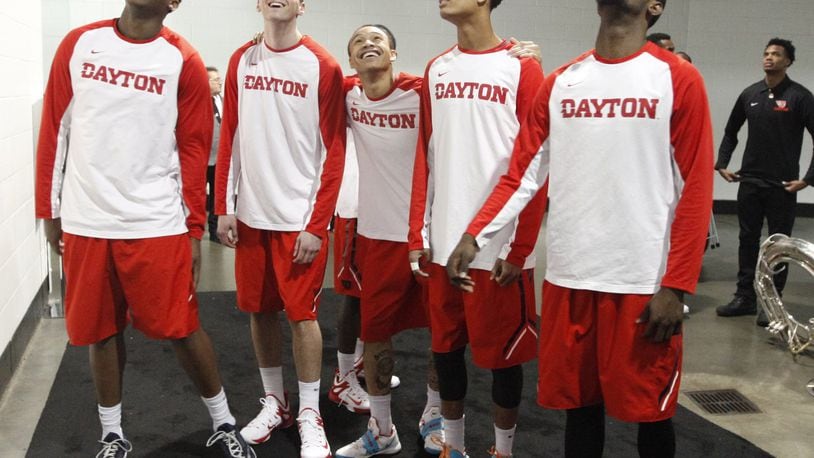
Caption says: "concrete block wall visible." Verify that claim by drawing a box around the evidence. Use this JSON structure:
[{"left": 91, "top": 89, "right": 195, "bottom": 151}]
[{"left": 0, "top": 1, "right": 48, "bottom": 382}]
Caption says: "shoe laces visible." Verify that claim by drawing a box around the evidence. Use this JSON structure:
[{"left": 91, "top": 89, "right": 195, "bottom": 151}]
[
  {"left": 96, "top": 436, "right": 132, "bottom": 458},
  {"left": 206, "top": 429, "right": 247, "bottom": 457},
  {"left": 298, "top": 414, "right": 327, "bottom": 448},
  {"left": 336, "top": 372, "right": 367, "bottom": 406},
  {"left": 256, "top": 396, "right": 283, "bottom": 425}
]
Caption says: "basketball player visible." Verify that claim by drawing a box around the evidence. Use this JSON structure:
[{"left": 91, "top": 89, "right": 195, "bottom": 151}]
[
  {"left": 448, "top": 1, "right": 714, "bottom": 456},
  {"left": 35, "top": 1, "right": 253, "bottom": 457},
  {"left": 215, "top": 1, "right": 345, "bottom": 456},
  {"left": 408, "top": 1, "right": 547, "bottom": 456}
]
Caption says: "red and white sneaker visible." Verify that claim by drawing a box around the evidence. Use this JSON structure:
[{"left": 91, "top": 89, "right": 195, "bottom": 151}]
[
  {"left": 353, "top": 358, "right": 401, "bottom": 389},
  {"left": 239, "top": 393, "right": 294, "bottom": 445},
  {"left": 298, "top": 408, "right": 332, "bottom": 458},
  {"left": 328, "top": 369, "right": 370, "bottom": 414}
]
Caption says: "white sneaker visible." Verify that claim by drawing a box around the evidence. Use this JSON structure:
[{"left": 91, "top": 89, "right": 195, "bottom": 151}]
[
  {"left": 335, "top": 417, "right": 402, "bottom": 458},
  {"left": 328, "top": 369, "right": 370, "bottom": 413},
  {"left": 354, "top": 358, "right": 400, "bottom": 389},
  {"left": 298, "top": 408, "right": 331, "bottom": 458},
  {"left": 240, "top": 393, "right": 294, "bottom": 445},
  {"left": 418, "top": 406, "right": 444, "bottom": 455}
]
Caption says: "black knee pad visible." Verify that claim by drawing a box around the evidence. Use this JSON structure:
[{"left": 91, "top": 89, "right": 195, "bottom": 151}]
[
  {"left": 491, "top": 365, "right": 523, "bottom": 409},
  {"left": 433, "top": 348, "right": 467, "bottom": 401}
]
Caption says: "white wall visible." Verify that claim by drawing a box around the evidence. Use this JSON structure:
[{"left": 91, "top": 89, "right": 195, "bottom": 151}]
[{"left": 0, "top": 1, "right": 48, "bottom": 356}]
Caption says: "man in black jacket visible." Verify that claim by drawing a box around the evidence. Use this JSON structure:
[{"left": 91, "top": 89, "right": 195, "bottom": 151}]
[{"left": 715, "top": 38, "right": 814, "bottom": 326}]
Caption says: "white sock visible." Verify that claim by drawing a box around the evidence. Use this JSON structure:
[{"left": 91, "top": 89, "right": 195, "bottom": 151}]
[
  {"left": 98, "top": 403, "right": 124, "bottom": 440},
  {"left": 259, "top": 366, "right": 285, "bottom": 399},
  {"left": 354, "top": 339, "right": 364, "bottom": 361},
  {"left": 337, "top": 351, "right": 356, "bottom": 378},
  {"left": 494, "top": 424, "right": 516, "bottom": 456},
  {"left": 444, "top": 415, "right": 465, "bottom": 451},
  {"left": 298, "top": 380, "right": 321, "bottom": 416},
  {"left": 201, "top": 388, "right": 236, "bottom": 431},
  {"left": 424, "top": 385, "right": 441, "bottom": 414},
  {"left": 369, "top": 394, "right": 392, "bottom": 433}
]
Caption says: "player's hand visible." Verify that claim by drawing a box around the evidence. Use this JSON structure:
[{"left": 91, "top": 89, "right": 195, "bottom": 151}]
[
  {"left": 409, "top": 248, "right": 432, "bottom": 278},
  {"left": 716, "top": 168, "right": 740, "bottom": 183},
  {"left": 252, "top": 31, "right": 263, "bottom": 45},
  {"left": 491, "top": 259, "right": 521, "bottom": 287},
  {"left": 190, "top": 237, "right": 202, "bottom": 289},
  {"left": 637, "top": 287, "right": 684, "bottom": 343},
  {"left": 783, "top": 179, "right": 808, "bottom": 193},
  {"left": 447, "top": 234, "right": 479, "bottom": 292},
  {"left": 43, "top": 218, "right": 64, "bottom": 254},
  {"left": 293, "top": 231, "right": 322, "bottom": 264},
  {"left": 508, "top": 37, "right": 542, "bottom": 64},
  {"left": 217, "top": 215, "right": 239, "bottom": 248}
]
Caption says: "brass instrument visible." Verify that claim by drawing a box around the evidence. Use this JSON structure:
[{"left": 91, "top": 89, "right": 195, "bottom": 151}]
[{"left": 754, "top": 234, "right": 814, "bottom": 395}]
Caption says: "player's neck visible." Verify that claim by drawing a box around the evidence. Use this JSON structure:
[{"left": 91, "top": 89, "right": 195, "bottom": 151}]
[
  {"left": 263, "top": 20, "right": 302, "bottom": 50},
  {"left": 455, "top": 17, "right": 501, "bottom": 52},
  {"left": 360, "top": 69, "right": 396, "bottom": 100},
  {"left": 764, "top": 71, "right": 787, "bottom": 89},
  {"left": 594, "top": 20, "right": 648, "bottom": 60},
  {"left": 117, "top": 8, "right": 166, "bottom": 41}
]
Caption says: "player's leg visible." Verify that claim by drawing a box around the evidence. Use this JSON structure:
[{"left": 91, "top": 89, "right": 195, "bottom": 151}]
[
  {"left": 273, "top": 230, "right": 332, "bottom": 458},
  {"left": 63, "top": 234, "right": 132, "bottom": 456},
  {"left": 116, "top": 235, "right": 252, "bottom": 457},
  {"left": 600, "top": 292, "right": 682, "bottom": 458},
  {"left": 465, "top": 269, "right": 537, "bottom": 458},
  {"left": 537, "top": 282, "right": 604, "bottom": 458},
  {"left": 718, "top": 182, "right": 763, "bottom": 316},
  {"left": 233, "top": 223, "right": 292, "bottom": 446}
]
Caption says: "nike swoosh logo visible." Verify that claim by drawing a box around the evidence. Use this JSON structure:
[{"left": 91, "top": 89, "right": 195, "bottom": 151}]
[
  {"left": 91, "top": 50, "right": 103, "bottom": 54},
  {"left": 437, "top": 71, "right": 449, "bottom": 77},
  {"left": 567, "top": 81, "right": 583, "bottom": 87},
  {"left": 751, "top": 102, "right": 759, "bottom": 106}
]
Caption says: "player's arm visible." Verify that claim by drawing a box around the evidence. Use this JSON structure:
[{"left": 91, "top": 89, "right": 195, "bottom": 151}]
[
  {"left": 215, "top": 45, "right": 248, "bottom": 248},
  {"left": 494, "top": 58, "right": 548, "bottom": 286},
  {"left": 642, "top": 65, "right": 714, "bottom": 343},
  {"left": 296, "top": 58, "right": 347, "bottom": 263},
  {"left": 35, "top": 30, "right": 80, "bottom": 254},
  {"left": 408, "top": 65, "right": 435, "bottom": 278},
  {"left": 715, "top": 91, "right": 747, "bottom": 182},
  {"left": 176, "top": 51, "right": 213, "bottom": 287},
  {"left": 447, "top": 74, "right": 554, "bottom": 291}
]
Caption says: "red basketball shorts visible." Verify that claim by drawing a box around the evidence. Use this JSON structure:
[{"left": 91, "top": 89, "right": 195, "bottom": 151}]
[
  {"left": 538, "top": 281, "right": 683, "bottom": 422},
  {"left": 234, "top": 221, "right": 328, "bottom": 321},
  {"left": 358, "top": 236, "right": 429, "bottom": 342},
  {"left": 426, "top": 263, "right": 537, "bottom": 369},
  {"left": 61, "top": 233, "right": 200, "bottom": 346},
  {"left": 332, "top": 217, "right": 362, "bottom": 298}
]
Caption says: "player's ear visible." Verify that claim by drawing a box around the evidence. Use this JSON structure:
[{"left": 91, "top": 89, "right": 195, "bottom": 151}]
[{"left": 390, "top": 49, "right": 398, "bottom": 62}]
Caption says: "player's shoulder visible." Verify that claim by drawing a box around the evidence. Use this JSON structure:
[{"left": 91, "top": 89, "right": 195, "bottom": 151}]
[
  {"left": 788, "top": 78, "right": 814, "bottom": 99},
  {"left": 395, "top": 72, "right": 423, "bottom": 92},
  {"left": 158, "top": 27, "right": 202, "bottom": 61},
  {"left": 424, "top": 44, "right": 458, "bottom": 71},
  {"left": 62, "top": 19, "right": 114, "bottom": 46}
]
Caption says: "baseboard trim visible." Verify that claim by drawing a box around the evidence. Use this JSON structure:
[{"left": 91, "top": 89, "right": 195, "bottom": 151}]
[
  {"left": 713, "top": 200, "right": 814, "bottom": 217},
  {"left": 0, "top": 279, "right": 49, "bottom": 397}
]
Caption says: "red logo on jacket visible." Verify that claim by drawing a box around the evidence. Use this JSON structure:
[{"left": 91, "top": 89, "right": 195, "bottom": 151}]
[
  {"left": 80, "top": 63, "right": 166, "bottom": 95},
  {"left": 774, "top": 100, "right": 790, "bottom": 112},
  {"left": 561, "top": 98, "right": 660, "bottom": 119}
]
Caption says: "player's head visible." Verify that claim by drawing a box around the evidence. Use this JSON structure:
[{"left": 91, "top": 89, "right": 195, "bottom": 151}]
[
  {"left": 206, "top": 66, "right": 221, "bottom": 96},
  {"left": 647, "top": 32, "right": 674, "bottom": 52},
  {"left": 596, "top": 0, "right": 665, "bottom": 28},
  {"left": 256, "top": 0, "right": 305, "bottom": 22},
  {"left": 348, "top": 24, "right": 398, "bottom": 73},
  {"left": 676, "top": 51, "right": 692, "bottom": 63},
  {"left": 764, "top": 37, "right": 795, "bottom": 73},
  {"left": 439, "top": 0, "right": 499, "bottom": 24}
]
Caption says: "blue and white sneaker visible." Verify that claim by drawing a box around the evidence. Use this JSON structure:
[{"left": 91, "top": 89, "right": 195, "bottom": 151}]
[
  {"left": 96, "top": 433, "right": 132, "bottom": 458},
  {"left": 335, "top": 417, "right": 401, "bottom": 457},
  {"left": 206, "top": 423, "right": 256, "bottom": 458},
  {"left": 419, "top": 406, "right": 444, "bottom": 455}
]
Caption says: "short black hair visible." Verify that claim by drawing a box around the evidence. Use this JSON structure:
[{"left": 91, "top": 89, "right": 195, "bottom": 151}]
[
  {"left": 676, "top": 51, "right": 692, "bottom": 63},
  {"left": 647, "top": 32, "right": 671, "bottom": 43},
  {"left": 647, "top": 0, "right": 666, "bottom": 28},
  {"left": 491, "top": 0, "right": 503, "bottom": 10},
  {"left": 766, "top": 37, "right": 796, "bottom": 65},
  {"left": 205, "top": 66, "right": 218, "bottom": 73},
  {"left": 347, "top": 24, "right": 398, "bottom": 56}
]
